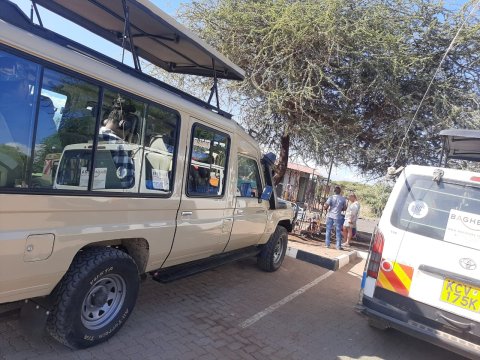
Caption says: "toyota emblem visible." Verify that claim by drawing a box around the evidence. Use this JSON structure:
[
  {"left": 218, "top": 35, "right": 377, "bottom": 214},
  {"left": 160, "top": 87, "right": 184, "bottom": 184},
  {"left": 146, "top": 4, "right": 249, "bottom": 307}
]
[{"left": 459, "top": 258, "right": 477, "bottom": 271}]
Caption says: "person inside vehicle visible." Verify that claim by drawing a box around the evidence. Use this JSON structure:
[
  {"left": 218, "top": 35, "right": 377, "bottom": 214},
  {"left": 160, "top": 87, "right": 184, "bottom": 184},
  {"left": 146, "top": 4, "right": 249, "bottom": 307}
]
[
  {"left": 100, "top": 104, "right": 134, "bottom": 142},
  {"left": 98, "top": 101, "right": 136, "bottom": 188}
]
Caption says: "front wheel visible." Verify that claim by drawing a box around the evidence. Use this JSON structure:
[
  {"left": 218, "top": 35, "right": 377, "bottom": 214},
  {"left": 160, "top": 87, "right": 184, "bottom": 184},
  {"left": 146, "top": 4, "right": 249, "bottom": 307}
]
[
  {"left": 257, "top": 226, "right": 288, "bottom": 272},
  {"left": 46, "top": 247, "right": 140, "bottom": 349}
]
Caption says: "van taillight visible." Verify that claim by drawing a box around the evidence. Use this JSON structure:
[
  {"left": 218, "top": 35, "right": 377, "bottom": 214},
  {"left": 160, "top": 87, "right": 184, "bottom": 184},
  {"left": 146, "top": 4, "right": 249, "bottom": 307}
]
[{"left": 367, "top": 229, "right": 385, "bottom": 279}]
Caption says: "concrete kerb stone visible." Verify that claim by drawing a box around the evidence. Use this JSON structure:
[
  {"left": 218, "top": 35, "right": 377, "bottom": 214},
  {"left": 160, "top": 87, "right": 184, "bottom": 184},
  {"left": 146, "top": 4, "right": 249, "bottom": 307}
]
[{"left": 286, "top": 246, "right": 359, "bottom": 271}]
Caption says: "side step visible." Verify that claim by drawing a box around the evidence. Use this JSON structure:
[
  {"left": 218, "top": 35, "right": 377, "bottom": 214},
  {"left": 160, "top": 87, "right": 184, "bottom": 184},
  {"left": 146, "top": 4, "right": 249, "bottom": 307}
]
[{"left": 151, "top": 246, "right": 261, "bottom": 283}]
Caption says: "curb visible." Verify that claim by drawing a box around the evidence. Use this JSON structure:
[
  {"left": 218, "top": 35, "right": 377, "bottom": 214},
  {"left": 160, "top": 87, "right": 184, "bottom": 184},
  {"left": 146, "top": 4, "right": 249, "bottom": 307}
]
[{"left": 286, "top": 246, "right": 359, "bottom": 271}]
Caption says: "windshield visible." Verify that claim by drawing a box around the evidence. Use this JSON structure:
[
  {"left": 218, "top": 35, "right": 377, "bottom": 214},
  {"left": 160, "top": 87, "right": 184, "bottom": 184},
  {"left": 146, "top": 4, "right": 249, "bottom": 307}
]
[{"left": 391, "top": 175, "right": 480, "bottom": 250}]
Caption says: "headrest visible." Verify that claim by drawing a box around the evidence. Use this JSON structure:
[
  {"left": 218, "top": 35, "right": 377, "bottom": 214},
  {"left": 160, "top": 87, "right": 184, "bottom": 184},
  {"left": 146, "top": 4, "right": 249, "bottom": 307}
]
[{"left": 149, "top": 135, "right": 168, "bottom": 151}]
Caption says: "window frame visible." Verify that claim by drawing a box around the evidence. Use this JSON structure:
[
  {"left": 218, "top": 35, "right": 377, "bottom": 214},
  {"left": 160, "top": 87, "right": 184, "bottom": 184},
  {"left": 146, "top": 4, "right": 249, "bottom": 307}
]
[
  {"left": 137, "top": 102, "right": 180, "bottom": 194},
  {"left": 236, "top": 154, "right": 263, "bottom": 199},
  {"left": 186, "top": 122, "right": 231, "bottom": 198}
]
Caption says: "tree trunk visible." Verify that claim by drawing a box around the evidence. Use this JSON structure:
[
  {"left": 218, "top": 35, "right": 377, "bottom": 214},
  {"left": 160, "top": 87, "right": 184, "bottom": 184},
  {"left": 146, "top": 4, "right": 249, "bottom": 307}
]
[{"left": 273, "top": 133, "right": 290, "bottom": 186}]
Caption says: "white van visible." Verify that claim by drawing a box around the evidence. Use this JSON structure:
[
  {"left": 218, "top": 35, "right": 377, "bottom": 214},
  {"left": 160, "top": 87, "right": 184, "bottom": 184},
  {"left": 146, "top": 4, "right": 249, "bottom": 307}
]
[{"left": 360, "top": 130, "right": 480, "bottom": 359}]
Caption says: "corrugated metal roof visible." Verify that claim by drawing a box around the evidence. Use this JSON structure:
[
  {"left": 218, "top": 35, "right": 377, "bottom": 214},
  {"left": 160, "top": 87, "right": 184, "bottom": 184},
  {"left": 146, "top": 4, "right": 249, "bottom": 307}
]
[{"left": 287, "top": 162, "right": 321, "bottom": 175}]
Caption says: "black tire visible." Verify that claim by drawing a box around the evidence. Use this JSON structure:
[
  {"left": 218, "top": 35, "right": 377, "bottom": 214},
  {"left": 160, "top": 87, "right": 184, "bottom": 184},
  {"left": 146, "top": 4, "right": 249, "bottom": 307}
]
[
  {"left": 257, "top": 226, "right": 288, "bottom": 272},
  {"left": 46, "top": 247, "right": 140, "bottom": 349}
]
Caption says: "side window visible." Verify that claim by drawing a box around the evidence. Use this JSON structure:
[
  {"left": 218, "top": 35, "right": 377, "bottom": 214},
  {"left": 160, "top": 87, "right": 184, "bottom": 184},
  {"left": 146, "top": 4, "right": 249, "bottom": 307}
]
[
  {"left": 141, "top": 104, "right": 179, "bottom": 193},
  {"left": 187, "top": 124, "right": 229, "bottom": 197},
  {"left": 92, "top": 90, "right": 145, "bottom": 192},
  {"left": 0, "top": 50, "right": 40, "bottom": 189},
  {"left": 33, "top": 68, "right": 99, "bottom": 189},
  {"left": 237, "top": 156, "right": 262, "bottom": 198}
]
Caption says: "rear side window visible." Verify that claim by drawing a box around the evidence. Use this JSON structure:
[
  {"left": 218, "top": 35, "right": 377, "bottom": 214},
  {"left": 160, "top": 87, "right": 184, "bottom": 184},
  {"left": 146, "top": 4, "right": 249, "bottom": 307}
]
[
  {"left": 142, "top": 104, "right": 178, "bottom": 193},
  {"left": 92, "top": 90, "right": 146, "bottom": 192},
  {"left": 35, "top": 68, "right": 99, "bottom": 190},
  {"left": 391, "top": 175, "right": 480, "bottom": 249},
  {"left": 0, "top": 51, "right": 41, "bottom": 188}
]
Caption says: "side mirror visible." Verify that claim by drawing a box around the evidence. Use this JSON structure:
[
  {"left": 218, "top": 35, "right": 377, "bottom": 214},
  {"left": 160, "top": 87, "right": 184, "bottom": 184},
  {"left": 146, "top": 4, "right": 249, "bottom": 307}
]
[{"left": 261, "top": 185, "right": 273, "bottom": 201}]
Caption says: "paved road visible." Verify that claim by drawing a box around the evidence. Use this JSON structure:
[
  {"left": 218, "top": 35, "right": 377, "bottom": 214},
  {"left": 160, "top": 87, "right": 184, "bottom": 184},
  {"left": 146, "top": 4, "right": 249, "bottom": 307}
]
[{"left": 0, "top": 257, "right": 465, "bottom": 360}]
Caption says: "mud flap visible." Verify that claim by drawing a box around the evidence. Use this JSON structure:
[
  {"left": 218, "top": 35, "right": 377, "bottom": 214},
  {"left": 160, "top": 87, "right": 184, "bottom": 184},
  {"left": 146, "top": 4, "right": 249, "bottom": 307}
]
[{"left": 20, "top": 299, "right": 50, "bottom": 338}]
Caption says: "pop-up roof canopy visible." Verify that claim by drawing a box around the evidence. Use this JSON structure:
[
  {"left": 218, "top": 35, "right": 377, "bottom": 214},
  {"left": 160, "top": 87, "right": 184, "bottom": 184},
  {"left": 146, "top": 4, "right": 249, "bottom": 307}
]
[
  {"left": 33, "top": 0, "right": 245, "bottom": 81},
  {"left": 440, "top": 129, "right": 480, "bottom": 162}
]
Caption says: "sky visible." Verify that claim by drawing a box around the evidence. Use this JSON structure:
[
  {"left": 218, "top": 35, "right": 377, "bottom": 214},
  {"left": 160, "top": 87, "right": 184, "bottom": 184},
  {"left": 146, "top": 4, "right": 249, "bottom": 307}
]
[
  {"left": 11, "top": 0, "right": 182, "bottom": 64},
  {"left": 7, "top": 0, "right": 472, "bottom": 183}
]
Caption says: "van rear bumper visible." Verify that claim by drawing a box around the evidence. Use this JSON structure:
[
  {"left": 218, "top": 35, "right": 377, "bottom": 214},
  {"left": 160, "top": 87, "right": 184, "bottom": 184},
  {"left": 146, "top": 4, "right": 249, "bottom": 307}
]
[{"left": 362, "top": 292, "right": 480, "bottom": 359}]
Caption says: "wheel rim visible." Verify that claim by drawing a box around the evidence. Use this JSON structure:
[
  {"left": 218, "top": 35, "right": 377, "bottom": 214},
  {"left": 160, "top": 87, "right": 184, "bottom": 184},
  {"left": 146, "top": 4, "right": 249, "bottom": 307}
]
[
  {"left": 273, "top": 236, "right": 284, "bottom": 264},
  {"left": 81, "top": 274, "right": 126, "bottom": 330}
]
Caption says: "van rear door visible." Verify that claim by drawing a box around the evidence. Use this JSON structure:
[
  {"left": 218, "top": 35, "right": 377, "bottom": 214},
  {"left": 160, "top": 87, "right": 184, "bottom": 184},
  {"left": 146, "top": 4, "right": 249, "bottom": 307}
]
[{"left": 388, "top": 169, "right": 480, "bottom": 322}]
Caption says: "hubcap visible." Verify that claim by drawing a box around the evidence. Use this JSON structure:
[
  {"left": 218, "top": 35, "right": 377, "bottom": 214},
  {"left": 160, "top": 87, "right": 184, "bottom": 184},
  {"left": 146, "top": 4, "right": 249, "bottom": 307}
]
[
  {"left": 81, "top": 274, "right": 126, "bottom": 330},
  {"left": 273, "top": 236, "right": 284, "bottom": 264}
]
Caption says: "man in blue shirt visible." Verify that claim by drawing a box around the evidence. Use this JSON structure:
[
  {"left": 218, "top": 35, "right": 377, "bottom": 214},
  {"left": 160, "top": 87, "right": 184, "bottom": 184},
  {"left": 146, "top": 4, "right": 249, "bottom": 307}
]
[{"left": 323, "top": 185, "right": 347, "bottom": 249}]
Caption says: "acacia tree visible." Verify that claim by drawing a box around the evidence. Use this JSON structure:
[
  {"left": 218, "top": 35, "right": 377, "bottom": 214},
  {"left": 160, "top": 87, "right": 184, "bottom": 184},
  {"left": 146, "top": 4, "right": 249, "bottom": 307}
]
[{"left": 162, "top": 0, "right": 480, "bottom": 180}]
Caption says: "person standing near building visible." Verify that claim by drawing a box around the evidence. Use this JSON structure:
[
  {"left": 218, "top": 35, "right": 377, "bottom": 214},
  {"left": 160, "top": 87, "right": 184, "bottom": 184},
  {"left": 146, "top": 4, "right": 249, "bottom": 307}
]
[
  {"left": 343, "top": 192, "right": 360, "bottom": 247},
  {"left": 323, "top": 185, "right": 347, "bottom": 249}
]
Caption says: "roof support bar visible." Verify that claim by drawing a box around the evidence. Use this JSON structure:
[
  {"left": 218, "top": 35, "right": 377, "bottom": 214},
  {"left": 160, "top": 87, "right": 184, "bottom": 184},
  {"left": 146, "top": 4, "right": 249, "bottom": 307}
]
[
  {"left": 207, "top": 58, "right": 220, "bottom": 111},
  {"left": 30, "top": 0, "right": 43, "bottom": 28},
  {"left": 121, "top": 0, "right": 141, "bottom": 71},
  {"left": 131, "top": 33, "right": 180, "bottom": 43}
]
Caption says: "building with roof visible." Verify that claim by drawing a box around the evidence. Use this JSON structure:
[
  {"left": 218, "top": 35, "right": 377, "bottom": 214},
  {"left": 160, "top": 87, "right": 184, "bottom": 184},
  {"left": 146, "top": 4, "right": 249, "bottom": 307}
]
[{"left": 276, "top": 162, "right": 324, "bottom": 205}]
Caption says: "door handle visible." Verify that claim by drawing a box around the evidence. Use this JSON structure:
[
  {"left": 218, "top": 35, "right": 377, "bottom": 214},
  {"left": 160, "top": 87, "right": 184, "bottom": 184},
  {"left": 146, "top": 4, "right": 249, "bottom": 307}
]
[
  {"left": 236, "top": 209, "right": 244, "bottom": 215},
  {"left": 181, "top": 211, "right": 193, "bottom": 216}
]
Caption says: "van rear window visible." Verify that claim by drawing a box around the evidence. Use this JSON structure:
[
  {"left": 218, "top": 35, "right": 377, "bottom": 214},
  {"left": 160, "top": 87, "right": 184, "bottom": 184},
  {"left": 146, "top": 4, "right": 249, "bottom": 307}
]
[{"left": 391, "top": 175, "right": 480, "bottom": 248}]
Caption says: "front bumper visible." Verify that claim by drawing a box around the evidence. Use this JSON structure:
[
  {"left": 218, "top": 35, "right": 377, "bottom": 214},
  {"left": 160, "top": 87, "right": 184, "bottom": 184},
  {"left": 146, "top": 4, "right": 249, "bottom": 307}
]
[{"left": 362, "top": 289, "right": 480, "bottom": 360}]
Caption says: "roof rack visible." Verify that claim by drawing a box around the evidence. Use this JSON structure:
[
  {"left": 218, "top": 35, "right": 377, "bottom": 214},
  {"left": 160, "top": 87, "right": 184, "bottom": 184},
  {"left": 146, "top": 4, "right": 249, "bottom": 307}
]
[
  {"left": 1, "top": 0, "right": 234, "bottom": 118},
  {"left": 439, "top": 129, "right": 480, "bottom": 165},
  {"left": 33, "top": 0, "right": 245, "bottom": 114},
  {"left": 33, "top": 0, "right": 245, "bottom": 81}
]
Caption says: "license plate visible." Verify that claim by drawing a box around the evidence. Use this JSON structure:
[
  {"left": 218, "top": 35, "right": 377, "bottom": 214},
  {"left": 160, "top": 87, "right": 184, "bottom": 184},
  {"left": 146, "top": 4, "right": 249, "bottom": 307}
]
[{"left": 440, "top": 279, "right": 480, "bottom": 312}]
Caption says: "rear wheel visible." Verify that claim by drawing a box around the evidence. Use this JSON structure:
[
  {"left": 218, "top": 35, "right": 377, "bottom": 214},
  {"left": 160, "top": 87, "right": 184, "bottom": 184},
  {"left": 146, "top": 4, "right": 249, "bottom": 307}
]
[
  {"left": 257, "top": 226, "right": 288, "bottom": 272},
  {"left": 47, "top": 247, "right": 139, "bottom": 349}
]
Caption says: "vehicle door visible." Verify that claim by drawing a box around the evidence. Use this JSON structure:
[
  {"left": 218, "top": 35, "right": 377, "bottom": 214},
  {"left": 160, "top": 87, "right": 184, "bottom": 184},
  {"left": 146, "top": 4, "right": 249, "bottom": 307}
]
[
  {"left": 224, "top": 155, "right": 267, "bottom": 252},
  {"left": 163, "top": 121, "right": 231, "bottom": 267},
  {"left": 383, "top": 170, "right": 480, "bottom": 323}
]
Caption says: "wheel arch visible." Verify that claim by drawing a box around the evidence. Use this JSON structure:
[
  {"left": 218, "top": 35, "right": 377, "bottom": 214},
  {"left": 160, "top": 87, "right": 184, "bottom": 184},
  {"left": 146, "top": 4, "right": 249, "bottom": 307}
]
[
  {"left": 277, "top": 219, "right": 293, "bottom": 233},
  {"left": 81, "top": 238, "right": 150, "bottom": 274}
]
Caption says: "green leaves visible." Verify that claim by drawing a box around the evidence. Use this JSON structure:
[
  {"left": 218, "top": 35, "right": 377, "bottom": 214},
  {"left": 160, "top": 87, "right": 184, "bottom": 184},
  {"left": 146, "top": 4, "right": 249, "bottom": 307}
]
[{"left": 171, "top": 0, "right": 480, "bottom": 178}]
